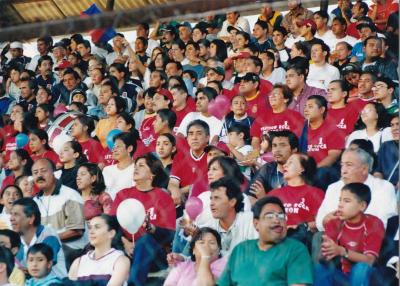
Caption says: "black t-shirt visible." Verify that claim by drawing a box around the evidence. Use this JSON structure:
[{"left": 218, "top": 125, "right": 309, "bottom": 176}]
[
  {"left": 60, "top": 166, "right": 79, "bottom": 191},
  {"left": 245, "top": 161, "right": 285, "bottom": 197}
]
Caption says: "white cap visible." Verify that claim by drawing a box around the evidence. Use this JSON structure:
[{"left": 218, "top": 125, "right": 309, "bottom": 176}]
[{"left": 9, "top": 41, "right": 23, "bottom": 49}]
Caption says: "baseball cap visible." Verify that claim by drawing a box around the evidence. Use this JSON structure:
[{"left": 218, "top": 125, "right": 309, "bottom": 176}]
[
  {"left": 296, "top": 19, "right": 317, "bottom": 32},
  {"left": 227, "top": 25, "right": 244, "bottom": 33},
  {"left": 231, "top": 51, "right": 251, "bottom": 60},
  {"left": 341, "top": 63, "right": 361, "bottom": 75},
  {"left": 356, "top": 17, "right": 376, "bottom": 31},
  {"left": 160, "top": 24, "right": 176, "bottom": 33},
  {"left": 156, "top": 88, "right": 173, "bottom": 101},
  {"left": 9, "top": 42, "right": 23, "bottom": 49},
  {"left": 208, "top": 66, "right": 225, "bottom": 75},
  {"left": 241, "top": 72, "right": 260, "bottom": 83},
  {"left": 53, "top": 41, "right": 67, "bottom": 49},
  {"left": 375, "top": 76, "right": 395, "bottom": 89},
  {"left": 204, "top": 141, "right": 230, "bottom": 155},
  {"left": 55, "top": 59, "right": 72, "bottom": 70},
  {"left": 177, "top": 21, "right": 192, "bottom": 30}
]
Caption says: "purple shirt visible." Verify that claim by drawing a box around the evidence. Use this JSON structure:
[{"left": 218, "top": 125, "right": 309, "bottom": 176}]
[
  {"left": 288, "top": 84, "right": 327, "bottom": 116},
  {"left": 164, "top": 258, "right": 226, "bottom": 286}
]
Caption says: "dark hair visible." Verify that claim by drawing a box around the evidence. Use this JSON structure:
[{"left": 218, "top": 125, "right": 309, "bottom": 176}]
[
  {"left": 210, "top": 39, "right": 228, "bottom": 61},
  {"left": 186, "top": 41, "right": 200, "bottom": 52},
  {"left": 78, "top": 39, "right": 91, "bottom": 50},
  {"left": 269, "top": 130, "right": 299, "bottom": 150},
  {"left": 169, "top": 82, "right": 188, "bottom": 95},
  {"left": 28, "top": 128, "right": 51, "bottom": 150},
  {"left": 227, "top": 124, "right": 250, "bottom": 143},
  {"left": 77, "top": 163, "right": 106, "bottom": 196},
  {"left": 108, "top": 96, "right": 127, "bottom": 114},
  {"left": 307, "top": 95, "right": 328, "bottom": 118},
  {"left": 75, "top": 114, "right": 96, "bottom": 135},
  {"left": 101, "top": 77, "right": 119, "bottom": 96},
  {"left": 0, "top": 246, "right": 14, "bottom": 277},
  {"left": 13, "top": 198, "right": 41, "bottom": 227},
  {"left": 189, "top": 227, "right": 222, "bottom": 261},
  {"left": 255, "top": 20, "right": 268, "bottom": 31},
  {"left": 134, "top": 153, "right": 169, "bottom": 188},
  {"left": 33, "top": 158, "right": 56, "bottom": 173},
  {"left": 312, "top": 41, "right": 330, "bottom": 61},
  {"left": 70, "top": 34, "right": 84, "bottom": 45},
  {"left": 166, "top": 61, "right": 183, "bottom": 72},
  {"left": 272, "top": 83, "right": 294, "bottom": 106},
  {"left": 65, "top": 141, "right": 88, "bottom": 165},
  {"left": 36, "top": 103, "right": 53, "bottom": 119},
  {"left": 196, "top": 87, "right": 217, "bottom": 102},
  {"left": 12, "top": 149, "right": 34, "bottom": 176},
  {"left": 143, "top": 87, "right": 158, "bottom": 99},
  {"left": 209, "top": 177, "right": 244, "bottom": 213},
  {"left": 27, "top": 243, "right": 53, "bottom": 262},
  {"left": 150, "top": 70, "right": 168, "bottom": 88},
  {"left": 113, "top": 132, "right": 137, "bottom": 157},
  {"left": 157, "top": 109, "right": 177, "bottom": 130},
  {"left": 272, "top": 26, "right": 288, "bottom": 36},
  {"left": 38, "top": 55, "right": 53, "bottom": 67},
  {"left": 63, "top": 67, "right": 81, "bottom": 81},
  {"left": 296, "top": 153, "right": 317, "bottom": 185},
  {"left": 355, "top": 102, "right": 389, "bottom": 130},
  {"left": 136, "top": 36, "right": 148, "bottom": 48},
  {"left": 187, "top": 119, "right": 210, "bottom": 137},
  {"left": 363, "top": 36, "right": 380, "bottom": 47},
  {"left": 110, "top": 63, "right": 129, "bottom": 80},
  {"left": 148, "top": 52, "right": 169, "bottom": 72},
  {"left": 1, "top": 185, "right": 23, "bottom": 200},
  {"left": 333, "top": 16, "right": 347, "bottom": 28},
  {"left": 252, "top": 196, "right": 285, "bottom": 219},
  {"left": 248, "top": 56, "right": 263, "bottom": 72},
  {"left": 0, "top": 229, "right": 21, "bottom": 249},
  {"left": 70, "top": 102, "right": 88, "bottom": 114},
  {"left": 314, "top": 10, "right": 329, "bottom": 20},
  {"left": 117, "top": 112, "right": 139, "bottom": 137},
  {"left": 90, "top": 214, "right": 124, "bottom": 251},
  {"left": 292, "top": 42, "right": 309, "bottom": 57},
  {"left": 287, "top": 57, "right": 309, "bottom": 78},
  {"left": 342, "top": 183, "right": 371, "bottom": 206},
  {"left": 208, "top": 156, "right": 245, "bottom": 185}
]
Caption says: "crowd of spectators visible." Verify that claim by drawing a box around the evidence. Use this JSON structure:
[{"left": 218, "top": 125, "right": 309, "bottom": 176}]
[{"left": 0, "top": 0, "right": 398, "bottom": 285}]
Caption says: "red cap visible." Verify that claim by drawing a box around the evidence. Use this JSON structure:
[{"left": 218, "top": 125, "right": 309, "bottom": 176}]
[
  {"left": 296, "top": 19, "right": 317, "bottom": 32},
  {"left": 55, "top": 59, "right": 72, "bottom": 70},
  {"left": 157, "top": 88, "right": 173, "bottom": 102},
  {"left": 231, "top": 51, "right": 251, "bottom": 60},
  {"left": 204, "top": 141, "right": 230, "bottom": 155}
]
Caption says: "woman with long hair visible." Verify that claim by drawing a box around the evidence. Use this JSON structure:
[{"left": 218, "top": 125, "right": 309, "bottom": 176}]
[
  {"left": 164, "top": 227, "right": 225, "bottom": 286},
  {"left": 28, "top": 129, "right": 60, "bottom": 166},
  {"left": 76, "top": 163, "right": 113, "bottom": 221},
  {"left": 59, "top": 141, "right": 88, "bottom": 190},
  {"left": 346, "top": 102, "right": 391, "bottom": 152},
  {"left": 2, "top": 149, "right": 33, "bottom": 189},
  {"left": 110, "top": 153, "right": 175, "bottom": 286},
  {"left": 69, "top": 214, "right": 130, "bottom": 285},
  {"left": 35, "top": 103, "right": 53, "bottom": 131}
]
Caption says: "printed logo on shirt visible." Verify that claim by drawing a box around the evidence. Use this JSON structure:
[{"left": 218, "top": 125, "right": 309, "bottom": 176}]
[
  {"left": 147, "top": 207, "right": 157, "bottom": 220},
  {"left": 142, "top": 135, "right": 155, "bottom": 147},
  {"left": 260, "top": 121, "right": 290, "bottom": 134},
  {"left": 337, "top": 118, "right": 347, "bottom": 129},
  {"left": 283, "top": 198, "right": 309, "bottom": 214},
  {"left": 307, "top": 137, "right": 327, "bottom": 152},
  {"left": 347, "top": 241, "right": 358, "bottom": 248}
]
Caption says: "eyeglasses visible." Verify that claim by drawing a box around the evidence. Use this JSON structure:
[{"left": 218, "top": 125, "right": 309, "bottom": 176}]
[{"left": 262, "top": 212, "right": 286, "bottom": 221}]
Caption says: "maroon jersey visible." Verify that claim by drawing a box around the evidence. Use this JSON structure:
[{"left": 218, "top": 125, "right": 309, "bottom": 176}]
[
  {"left": 31, "top": 150, "right": 60, "bottom": 166},
  {"left": 307, "top": 120, "right": 345, "bottom": 164},
  {"left": 269, "top": 184, "right": 324, "bottom": 226},
  {"left": 111, "top": 187, "right": 176, "bottom": 240},
  {"left": 139, "top": 116, "right": 157, "bottom": 148},
  {"left": 79, "top": 138, "right": 105, "bottom": 164},
  {"left": 173, "top": 98, "right": 196, "bottom": 133},
  {"left": 324, "top": 214, "right": 384, "bottom": 273},
  {"left": 326, "top": 105, "right": 360, "bottom": 137},
  {"left": 250, "top": 109, "right": 304, "bottom": 139}
]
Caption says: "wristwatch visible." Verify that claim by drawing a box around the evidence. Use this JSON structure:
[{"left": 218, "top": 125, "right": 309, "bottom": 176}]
[{"left": 342, "top": 247, "right": 349, "bottom": 259}]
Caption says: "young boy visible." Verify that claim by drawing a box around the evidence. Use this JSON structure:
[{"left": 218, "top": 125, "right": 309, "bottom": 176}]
[
  {"left": 227, "top": 124, "right": 253, "bottom": 179},
  {"left": 315, "top": 183, "right": 385, "bottom": 285},
  {"left": 26, "top": 243, "right": 62, "bottom": 286},
  {"left": 220, "top": 94, "right": 254, "bottom": 143}
]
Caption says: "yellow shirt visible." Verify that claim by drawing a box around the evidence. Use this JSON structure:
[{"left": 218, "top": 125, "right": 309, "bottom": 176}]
[
  {"left": 10, "top": 266, "right": 25, "bottom": 285},
  {"left": 95, "top": 117, "right": 118, "bottom": 148}
]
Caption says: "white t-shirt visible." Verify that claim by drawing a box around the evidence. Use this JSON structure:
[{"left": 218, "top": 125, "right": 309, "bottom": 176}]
[
  {"left": 315, "top": 30, "right": 336, "bottom": 47},
  {"left": 235, "top": 145, "right": 253, "bottom": 180},
  {"left": 285, "top": 35, "right": 304, "bottom": 49},
  {"left": 261, "top": 67, "right": 286, "bottom": 85},
  {"left": 346, "top": 127, "right": 393, "bottom": 153},
  {"left": 325, "top": 34, "right": 359, "bottom": 51},
  {"left": 103, "top": 163, "right": 135, "bottom": 200},
  {"left": 307, "top": 63, "right": 340, "bottom": 90},
  {"left": 177, "top": 112, "right": 223, "bottom": 142}
]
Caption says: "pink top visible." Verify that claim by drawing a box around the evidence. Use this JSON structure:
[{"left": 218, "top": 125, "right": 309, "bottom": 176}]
[{"left": 163, "top": 258, "right": 226, "bottom": 286}]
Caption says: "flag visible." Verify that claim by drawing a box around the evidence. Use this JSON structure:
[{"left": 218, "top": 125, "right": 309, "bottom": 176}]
[{"left": 81, "top": 3, "right": 117, "bottom": 43}]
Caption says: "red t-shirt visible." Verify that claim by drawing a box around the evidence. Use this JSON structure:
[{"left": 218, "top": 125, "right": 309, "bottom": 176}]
[
  {"left": 170, "top": 147, "right": 208, "bottom": 197},
  {"left": 269, "top": 184, "right": 324, "bottom": 226},
  {"left": 368, "top": 1, "right": 399, "bottom": 31},
  {"left": 139, "top": 116, "right": 157, "bottom": 148},
  {"left": 173, "top": 98, "right": 196, "bottom": 132},
  {"left": 349, "top": 98, "right": 370, "bottom": 115},
  {"left": 307, "top": 120, "right": 345, "bottom": 164},
  {"left": 324, "top": 214, "right": 384, "bottom": 273},
  {"left": 31, "top": 150, "right": 60, "bottom": 166},
  {"left": 1, "top": 175, "right": 15, "bottom": 191},
  {"left": 79, "top": 138, "right": 105, "bottom": 164},
  {"left": 347, "top": 22, "right": 360, "bottom": 39},
  {"left": 250, "top": 109, "right": 304, "bottom": 139},
  {"left": 326, "top": 104, "right": 360, "bottom": 137},
  {"left": 3, "top": 135, "right": 31, "bottom": 164},
  {"left": 110, "top": 187, "right": 176, "bottom": 240}
]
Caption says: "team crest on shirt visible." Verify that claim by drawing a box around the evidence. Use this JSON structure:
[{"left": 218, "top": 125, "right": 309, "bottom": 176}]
[
  {"left": 307, "top": 137, "right": 327, "bottom": 151},
  {"left": 347, "top": 241, "right": 358, "bottom": 247},
  {"left": 337, "top": 119, "right": 347, "bottom": 129},
  {"left": 252, "top": 105, "right": 258, "bottom": 114}
]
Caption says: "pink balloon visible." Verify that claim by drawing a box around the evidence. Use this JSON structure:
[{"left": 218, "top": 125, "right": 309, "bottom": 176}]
[
  {"left": 208, "top": 95, "right": 230, "bottom": 120},
  {"left": 54, "top": 104, "right": 68, "bottom": 117},
  {"left": 185, "top": 197, "right": 203, "bottom": 220}
]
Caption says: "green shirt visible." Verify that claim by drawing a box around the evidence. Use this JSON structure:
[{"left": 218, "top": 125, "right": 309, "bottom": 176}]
[{"left": 217, "top": 238, "right": 313, "bottom": 286}]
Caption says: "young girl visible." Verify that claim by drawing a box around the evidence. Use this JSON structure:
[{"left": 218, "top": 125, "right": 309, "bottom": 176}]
[
  {"left": 0, "top": 185, "right": 23, "bottom": 229},
  {"left": 15, "top": 174, "right": 34, "bottom": 198},
  {"left": 155, "top": 133, "right": 177, "bottom": 175},
  {"left": 26, "top": 243, "right": 62, "bottom": 286},
  {"left": 76, "top": 163, "right": 113, "bottom": 221},
  {"left": 2, "top": 149, "right": 33, "bottom": 190},
  {"left": 95, "top": 96, "right": 126, "bottom": 149},
  {"left": 227, "top": 124, "right": 253, "bottom": 180},
  {"left": 35, "top": 104, "right": 52, "bottom": 131},
  {"left": 28, "top": 129, "right": 60, "bottom": 166},
  {"left": 59, "top": 141, "right": 88, "bottom": 190}
]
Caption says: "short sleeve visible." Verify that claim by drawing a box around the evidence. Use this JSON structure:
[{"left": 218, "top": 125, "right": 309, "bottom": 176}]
[{"left": 364, "top": 216, "right": 385, "bottom": 257}]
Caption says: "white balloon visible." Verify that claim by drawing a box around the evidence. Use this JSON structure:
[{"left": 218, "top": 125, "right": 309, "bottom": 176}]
[
  {"left": 51, "top": 134, "right": 73, "bottom": 155},
  {"left": 116, "top": 198, "right": 146, "bottom": 235}
]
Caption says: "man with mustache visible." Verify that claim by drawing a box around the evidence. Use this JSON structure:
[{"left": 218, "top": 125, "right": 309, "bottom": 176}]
[
  {"left": 32, "top": 158, "right": 85, "bottom": 269},
  {"left": 217, "top": 196, "right": 313, "bottom": 285}
]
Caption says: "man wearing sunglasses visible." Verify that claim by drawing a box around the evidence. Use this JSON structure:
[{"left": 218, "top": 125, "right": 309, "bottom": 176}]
[{"left": 218, "top": 196, "right": 313, "bottom": 286}]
